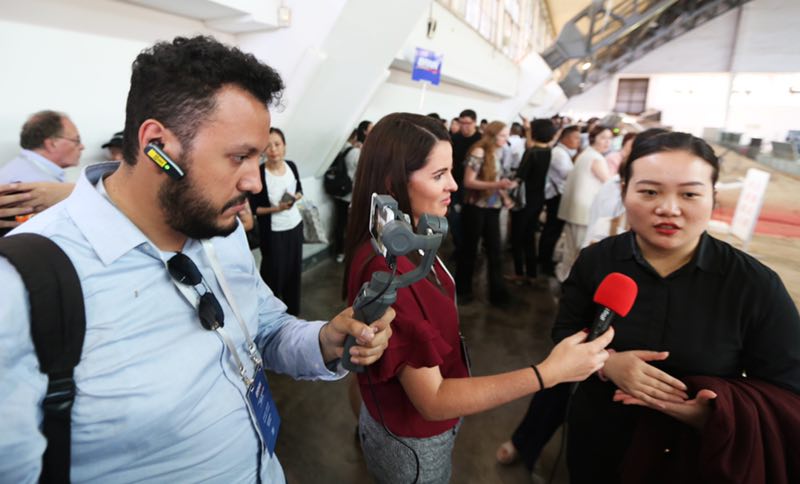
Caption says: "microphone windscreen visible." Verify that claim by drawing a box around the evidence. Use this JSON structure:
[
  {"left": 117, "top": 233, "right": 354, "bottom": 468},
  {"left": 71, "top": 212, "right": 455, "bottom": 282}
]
[{"left": 593, "top": 272, "right": 638, "bottom": 317}]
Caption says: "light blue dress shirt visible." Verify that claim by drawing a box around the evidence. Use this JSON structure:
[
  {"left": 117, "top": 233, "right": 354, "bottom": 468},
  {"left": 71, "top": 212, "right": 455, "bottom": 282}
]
[
  {"left": 0, "top": 149, "right": 66, "bottom": 183},
  {"left": 0, "top": 162, "right": 346, "bottom": 483}
]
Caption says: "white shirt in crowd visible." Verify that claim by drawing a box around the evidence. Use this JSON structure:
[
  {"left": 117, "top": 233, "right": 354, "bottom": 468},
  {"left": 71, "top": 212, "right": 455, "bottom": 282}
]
[{"left": 265, "top": 166, "right": 302, "bottom": 232}]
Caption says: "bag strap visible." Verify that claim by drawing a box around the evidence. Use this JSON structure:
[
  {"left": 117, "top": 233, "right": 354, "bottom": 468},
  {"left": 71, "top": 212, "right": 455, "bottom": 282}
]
[
  {"left": 338, "top": 146, "right": 354, "bottom": 168},
  {"left": 0, "top": 233, "right": 86, "bottom": 484},
  {"left": 286, "top": 160, "right": 303, "bottom": 194}
]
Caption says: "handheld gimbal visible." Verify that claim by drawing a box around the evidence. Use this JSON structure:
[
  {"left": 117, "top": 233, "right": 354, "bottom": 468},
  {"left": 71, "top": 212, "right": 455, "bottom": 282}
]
[{"left": 342, "top": 194, "right": 448, "bottom": 372}]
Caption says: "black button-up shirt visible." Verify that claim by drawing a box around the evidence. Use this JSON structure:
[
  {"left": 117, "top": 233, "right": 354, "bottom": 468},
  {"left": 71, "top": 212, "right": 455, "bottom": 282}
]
[
  {"left": 552, "top": 231, "right": 800, "bottom": 483},
  {"left": 553, "top": 231, "right": 800, "bottom": 393}
]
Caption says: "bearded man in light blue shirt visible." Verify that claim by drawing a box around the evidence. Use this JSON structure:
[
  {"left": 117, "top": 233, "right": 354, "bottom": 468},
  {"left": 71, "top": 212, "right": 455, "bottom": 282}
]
[
  {"left": 0, "top": 110, "right": 84, "bottom": 184},
  {"left": 0, "top": 36, "right": 394, "bottom": 483}
]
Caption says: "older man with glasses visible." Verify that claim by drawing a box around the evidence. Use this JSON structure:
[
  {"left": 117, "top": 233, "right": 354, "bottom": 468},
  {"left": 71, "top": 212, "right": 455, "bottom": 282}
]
[
  {"left": 0, "top": 110, "right": 84, "bottom": 184},
  {"left": 0, "top": 110, "right": 82, "bottom": 234}
]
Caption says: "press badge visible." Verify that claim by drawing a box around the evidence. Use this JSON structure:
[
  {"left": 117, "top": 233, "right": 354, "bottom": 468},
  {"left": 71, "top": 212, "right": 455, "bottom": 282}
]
[{"left": 247, "top": 367, "right": 281, "bottom": 456}]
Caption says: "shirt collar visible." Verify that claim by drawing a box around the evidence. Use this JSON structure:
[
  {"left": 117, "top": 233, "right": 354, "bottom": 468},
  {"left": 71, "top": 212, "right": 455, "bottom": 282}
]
[
  {"left": 65, "top": 162, "right": 151, "bottom": 266},
  {"left": 556, "top": 143, "right": 576, "bottom": 157},
  {"left": 21, "top": 149, "right": 66, "bottom": 181},
  {"left": 615, "top": 231, "right": 725, "bottom": 275}
]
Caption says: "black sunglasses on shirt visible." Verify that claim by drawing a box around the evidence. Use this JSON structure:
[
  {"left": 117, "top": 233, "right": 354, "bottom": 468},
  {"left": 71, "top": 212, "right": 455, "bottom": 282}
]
[{"left": 167, "top": 252, "right": 225, "bottom": 331}]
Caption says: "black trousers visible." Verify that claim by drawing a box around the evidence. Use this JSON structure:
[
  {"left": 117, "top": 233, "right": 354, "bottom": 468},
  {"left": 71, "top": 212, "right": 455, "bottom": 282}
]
[
  {"left": 538, "top": 195, "right": 565, "bottom": 275},
  {"left": 333, "top": 198, "right": 349, "bottom": 256},
  {"left": 510, "top": 383, "right": 570, "bottom": 470},
  {"left": 259, "top": 222, "right": 303, "bottom": 316},
  {"left": 510, "top": 202, "right": 543, "bottom": 278},
  {"left": 446, "top": 202, "right": 463, "bottom": 261},
  {"left": 455, "top": 205, "right": 507, "bottom": 302},
  {"left": 510, "top": 379, "right": 640, "bottom": 483}
]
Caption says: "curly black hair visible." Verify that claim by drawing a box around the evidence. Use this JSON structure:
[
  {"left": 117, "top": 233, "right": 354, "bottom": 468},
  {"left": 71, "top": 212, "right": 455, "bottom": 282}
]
[{"left": 122, "top": 35, "right": 284, "bottom": 165}]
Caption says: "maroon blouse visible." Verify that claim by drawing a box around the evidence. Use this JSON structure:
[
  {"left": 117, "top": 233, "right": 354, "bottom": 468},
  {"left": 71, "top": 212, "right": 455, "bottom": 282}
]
[{"left": 348, "top": 242, "right": 469, "bottom": 437}]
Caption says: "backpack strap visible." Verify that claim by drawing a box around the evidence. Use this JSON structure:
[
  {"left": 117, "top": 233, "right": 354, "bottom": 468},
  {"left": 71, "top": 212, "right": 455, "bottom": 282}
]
[{"left": 0, "top": 233, "right": 85, "bottom": 484}]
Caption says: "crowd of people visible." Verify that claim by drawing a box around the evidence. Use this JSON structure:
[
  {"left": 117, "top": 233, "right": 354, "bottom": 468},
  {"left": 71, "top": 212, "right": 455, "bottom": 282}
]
[{"left": 1, "top": 33, "right": 799, "bottom": 484}]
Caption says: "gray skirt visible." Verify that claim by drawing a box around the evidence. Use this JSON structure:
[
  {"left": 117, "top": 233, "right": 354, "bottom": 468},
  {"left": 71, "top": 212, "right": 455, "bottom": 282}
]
[{"left": 359, "top": 404, "right": 460, "bottom": 484}]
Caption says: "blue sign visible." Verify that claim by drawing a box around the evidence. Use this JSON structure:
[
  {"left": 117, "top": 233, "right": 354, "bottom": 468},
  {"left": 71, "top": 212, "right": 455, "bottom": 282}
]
[{"left": 411, "top": 48, "right": 443, "bottom": 86}]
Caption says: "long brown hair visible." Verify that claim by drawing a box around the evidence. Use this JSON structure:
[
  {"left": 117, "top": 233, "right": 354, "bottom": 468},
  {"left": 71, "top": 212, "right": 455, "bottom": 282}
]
[
  {"left": 467, "top": 120, "right": 505, "bottom": 197},
  {"left": 342, "top": 113, "right": 451, "bottom": 298}
]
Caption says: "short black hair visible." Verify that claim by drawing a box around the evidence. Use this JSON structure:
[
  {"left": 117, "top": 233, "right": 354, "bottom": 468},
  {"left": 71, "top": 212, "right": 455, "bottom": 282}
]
[
  {"left": 20, "top": 110, "right": 64, "bottom": 150},
  {"left": 531, "top": 119, "right": 557, "bottom": 143},
  {"left": 122, "top": 35, "right": 284, "bottom": 165},
  {"left": 269, "top": 127, "right": 286, "bottom": 144},
  {"left": 356, "top": 120, "right": 372, "bottom": 143},
  {"left": 559, "top": 125, "right": 580, "bottom": 140},
  {"left": 459, "top": 109, "right": 477, "bottom": 121},
  {"left": 427, "top": 112, "right": 441, "bottom": 120},
  {"left": 622, "top": 131, "right": 719, "bottom": 190}
]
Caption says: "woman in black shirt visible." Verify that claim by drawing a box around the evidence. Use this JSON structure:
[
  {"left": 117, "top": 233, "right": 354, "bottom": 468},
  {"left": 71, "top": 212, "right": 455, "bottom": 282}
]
[{"left": 498, "top": 131, "right": 800, "bottom": 482}]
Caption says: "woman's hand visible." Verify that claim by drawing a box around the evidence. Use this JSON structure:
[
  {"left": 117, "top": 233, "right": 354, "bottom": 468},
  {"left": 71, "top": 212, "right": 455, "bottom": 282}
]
[
  {"left": 538, "top": 327, "right": 614, "bottom": 387},
  {"left": 500, "top": 192, "right": 515, "bottom": 210},
  {"left": 497, "top": 178, "right": 517, "bottom": 190},
  {"left": 603, "top": 351, "right": 689, "bottom": 405},
  {"left": 237, "top": 203, "right": 254, "bottom": 231},
  {"left": 613, "top": 388, "right": 717, "bottom": 430}
]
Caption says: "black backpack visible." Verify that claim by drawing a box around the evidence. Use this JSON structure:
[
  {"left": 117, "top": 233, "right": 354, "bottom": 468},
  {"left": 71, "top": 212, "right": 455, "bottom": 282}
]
[
  {"left": 0, "top": 233, "right": 85, "bottom": 484},
  {"left": 323, "top": 146, "right": 354, "bottom": 197}
]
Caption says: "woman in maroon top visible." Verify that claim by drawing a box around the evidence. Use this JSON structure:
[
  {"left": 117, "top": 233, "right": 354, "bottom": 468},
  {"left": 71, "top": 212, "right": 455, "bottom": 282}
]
[{"left": 343, "top": 113, "right": 614, "bottom": 484}]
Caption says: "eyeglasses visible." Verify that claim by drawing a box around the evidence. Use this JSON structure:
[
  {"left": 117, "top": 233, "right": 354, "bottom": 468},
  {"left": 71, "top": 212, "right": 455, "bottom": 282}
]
[
  {"left": 56, "top": 136, "right": 82, "bottom": 145},
  {"left": 167, "top": 253, "right": 225, "bottom": 331}
]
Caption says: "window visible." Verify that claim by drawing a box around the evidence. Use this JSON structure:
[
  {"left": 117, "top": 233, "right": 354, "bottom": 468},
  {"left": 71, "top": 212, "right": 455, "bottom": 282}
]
[
  {"left": 441, "top": 0, "right": 554, "bottom": 62},
  {"left": 615, "top": 78, "right": 649, "bottom": 114}
]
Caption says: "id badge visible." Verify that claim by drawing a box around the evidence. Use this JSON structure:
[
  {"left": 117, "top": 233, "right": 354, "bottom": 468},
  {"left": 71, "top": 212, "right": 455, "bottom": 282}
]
[{"left": 246, "top": 367, "right": 281, "bottom": 456}]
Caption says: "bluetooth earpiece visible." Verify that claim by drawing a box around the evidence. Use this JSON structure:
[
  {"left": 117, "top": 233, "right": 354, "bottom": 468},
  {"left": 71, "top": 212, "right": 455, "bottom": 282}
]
[{"left": 144, "top": 141, "right": 185, "bottom": 180}]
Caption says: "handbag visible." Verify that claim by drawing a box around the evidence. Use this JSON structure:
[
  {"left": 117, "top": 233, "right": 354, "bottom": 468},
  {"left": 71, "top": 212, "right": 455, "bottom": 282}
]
[
  {"left": 297, "top": 199, "right": 328, "bottom": 244},
  {"left": 508, "top": 181, "right": 526, "bottom": 211}
]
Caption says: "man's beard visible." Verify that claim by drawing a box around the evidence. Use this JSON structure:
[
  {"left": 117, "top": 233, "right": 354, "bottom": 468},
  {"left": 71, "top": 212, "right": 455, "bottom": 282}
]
[{"left": 158, "top": 165, "right": 247, "bottom": 240}]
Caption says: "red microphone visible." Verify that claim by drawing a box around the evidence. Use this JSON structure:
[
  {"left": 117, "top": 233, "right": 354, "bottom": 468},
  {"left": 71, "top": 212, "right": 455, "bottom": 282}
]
[{"left": 587, "top": 273, "right": 638, "bottom": 342}]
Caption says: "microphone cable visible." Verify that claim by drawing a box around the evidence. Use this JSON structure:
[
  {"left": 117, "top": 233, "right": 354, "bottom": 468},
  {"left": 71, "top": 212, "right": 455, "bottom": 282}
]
[
  {"left": 546, "top": 384, "right": 577, "bottom": 484},
  {"left": 359, "top": 263, "right": 421, "bottom": 484}
]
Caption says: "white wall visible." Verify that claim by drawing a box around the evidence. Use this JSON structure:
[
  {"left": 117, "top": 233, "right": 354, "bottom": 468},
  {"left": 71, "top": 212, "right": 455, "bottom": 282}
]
[
  {"left": 560, "top": 0, "right": 800, "bottom": 141},
  {"left": 0, "top": 0, "right": 235, "bottom": 180},
  {"left": 237, "top": 0, "right": 348, "bottom": 127},
  {"left": 248, "top": 0, "right": 430, "bottom": 179},
  {"left": 398, "top": 2, "right": 519, "bottom": 98},
  {"left": 362, "top": 2, "right": 559, "bottom": 127},
  {"left": 727, "top": 73, "right": 800, "bottom": 142}
]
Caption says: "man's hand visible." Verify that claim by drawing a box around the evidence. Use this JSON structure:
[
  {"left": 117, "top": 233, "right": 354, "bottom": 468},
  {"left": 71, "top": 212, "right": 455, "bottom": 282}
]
[
  {"left": 603, "top": 350, "right": 689, "bottom": 405},
  {"left": 319, "top": 306, "right": 395, "bottom": 367},
  {"left": 0, "top": 183, "right": 34, "bottom": 228},
  {"left": 613, "top": 388, "right": 717, "bottom": 430},
  {"left": 20, "top": 182, "right": 74, "bottom": 213},
  {"left": 0, "top": 182, "right": 74, "bottom": 217}
]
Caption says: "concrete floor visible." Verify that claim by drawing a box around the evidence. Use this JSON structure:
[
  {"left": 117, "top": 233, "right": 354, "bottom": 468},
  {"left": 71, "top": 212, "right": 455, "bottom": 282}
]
[
  {"left": 268, "top": 147, "right": 800, "bottom": 484},
  {"left": 270, "top": 252, "right": 564, "bottom": 484}
]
